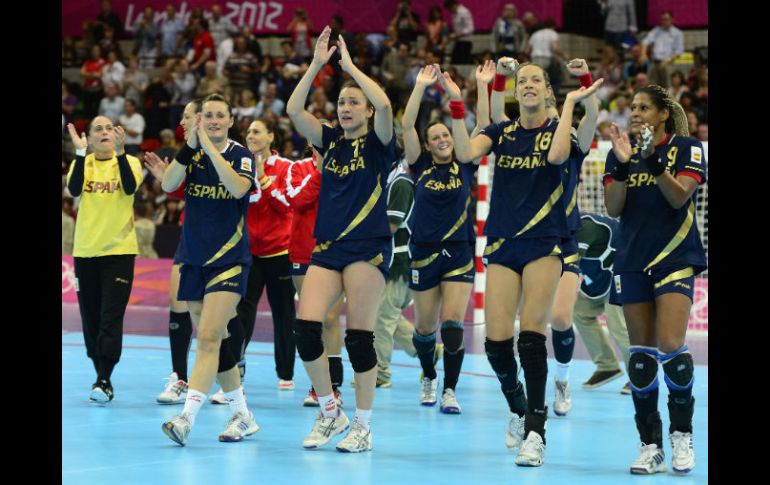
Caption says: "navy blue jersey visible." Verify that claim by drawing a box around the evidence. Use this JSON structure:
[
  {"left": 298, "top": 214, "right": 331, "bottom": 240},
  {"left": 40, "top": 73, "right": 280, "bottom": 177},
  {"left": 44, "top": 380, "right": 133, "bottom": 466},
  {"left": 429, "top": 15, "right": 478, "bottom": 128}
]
[
  {"left": 479, "top": 118, "right": 577, "bottom": 239},
  {"left": 410, "top": 153, "right": 478, "bottom": 243},
  {"left": 603, "top": 134, "right": 707, "bottom": 273},
  {"left": 176, "top": 140, "right": 256, "bottom": 266},
  {"left": 564, "top": 129, "right": 589, "bottom": 233},
  {"left": 577, "top": 213, "right": 619, "bottom": 300},
  {"left": 313, "top": 125, "right": 394, "bottom": 242}
]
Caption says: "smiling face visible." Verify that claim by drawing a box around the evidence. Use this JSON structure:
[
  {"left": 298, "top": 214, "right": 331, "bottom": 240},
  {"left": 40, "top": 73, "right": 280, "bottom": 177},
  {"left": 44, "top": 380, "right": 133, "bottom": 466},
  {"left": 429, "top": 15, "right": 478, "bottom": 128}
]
[
  {"left": 425, "top": 123, "right": 454, "bottom": 162},
  {"left": 246, "top": 120, "right": 274, "bottom": 154},
  {"left": 200, "top": 100, "right": 234, "bottom": 143},
  {"left": 629, "top": 92, "right": 669, "bottom": 135},
  {"left": 337, "top": 86, "right": 373, "bottom": 133},
  {"left": 515, "top": 64, "right": 551, "bottom": 111}
]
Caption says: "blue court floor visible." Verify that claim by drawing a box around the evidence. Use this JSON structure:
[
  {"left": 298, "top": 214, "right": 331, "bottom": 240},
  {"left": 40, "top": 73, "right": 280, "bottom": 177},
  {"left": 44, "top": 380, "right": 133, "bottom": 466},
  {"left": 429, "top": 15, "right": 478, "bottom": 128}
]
[{"left": 62, "top": 333, "right": 708, "bottom": 485}]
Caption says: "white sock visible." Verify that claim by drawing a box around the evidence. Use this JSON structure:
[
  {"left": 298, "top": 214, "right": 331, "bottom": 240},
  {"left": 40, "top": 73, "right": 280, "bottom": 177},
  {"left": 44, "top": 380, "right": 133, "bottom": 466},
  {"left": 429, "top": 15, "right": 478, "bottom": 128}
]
[
  {"left": 555, "top": 360, "right": 571, "bottom": 382},
  {"left": 182, "top": 389, "right": 207, "bottom": 424},
  {"left": 355, "top": 408, "right": 372, "bottom": 431},
  {"left": 224, "top": 387, "right": 249, "bottom": 415},
  {"left": 319, "top": 393, "right": 338, "bottom": 418}
]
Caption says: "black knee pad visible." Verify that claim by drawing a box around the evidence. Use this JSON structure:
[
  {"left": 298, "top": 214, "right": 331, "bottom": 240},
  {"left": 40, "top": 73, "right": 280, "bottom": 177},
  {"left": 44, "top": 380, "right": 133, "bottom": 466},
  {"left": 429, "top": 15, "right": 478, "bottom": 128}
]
[
  {"left": 517, "top": 331, "right": 548, "bottom": 379},
  {"left": 345, "top": 329, "right": 377, "bottom": 373},
  {"left": 661, "top": 349, "right": 694, "bottom": 391},
  {"left": 217, "top": 336, "right": 238, "bottom": 373},
  {"left": 628, "top": 347, "right": 659, "bottom": 394},
  {"left": 485, "top": 338, "right": 518, "bottom": 383},
  {"left": 440, "top": 320, "right": 465, "bottom": 354},
  {"left": 293, "top": 319, "right": 324, "bottom": 362}
]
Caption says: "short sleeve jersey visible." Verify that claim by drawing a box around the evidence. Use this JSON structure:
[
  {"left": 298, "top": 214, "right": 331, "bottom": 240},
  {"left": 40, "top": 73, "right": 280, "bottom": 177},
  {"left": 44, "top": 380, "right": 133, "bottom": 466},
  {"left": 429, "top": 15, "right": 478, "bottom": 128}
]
[
  {"left": 313, "top": 125, "right": 394, "bottom": 242},
  {"left": 564, "top": 128, "right": 589, "bottom": 233},
  {"left": 479, "top": 118, "right": 574, "bottom": 239},
  {"left": 410, "top": 153, "right": 478, "bottom": 243},
  {"left": 576, "top": 213, "right": 619, "bottom": 299},
  {"left": 603, "top": 134, "right": 707, "bottom": 273},
  {"left": 176, "top": 140, "right": 256, "bottom": 267}
]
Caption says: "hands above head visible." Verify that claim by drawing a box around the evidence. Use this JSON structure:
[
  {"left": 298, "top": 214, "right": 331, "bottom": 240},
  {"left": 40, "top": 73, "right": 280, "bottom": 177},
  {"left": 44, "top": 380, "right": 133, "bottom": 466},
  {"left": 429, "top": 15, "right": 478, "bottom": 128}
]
[
  {"left": 336, "top": 35, "right": 354, "bottom": 73},
  {"left": 435, "top": 64, "right": 463, "bottom": 102},
  {"left": 475, "top": 59, "right": 496, "bottom": 84},
  {"left": 564, "top": 78, "right": 604, "bottom": 104},
  {"left": 496, "top": 57, "right": 518, "bottom": 77},
  {"left": 312, "top": 26, "right": 338, "bottom": 66},
  {"left": 415, "top": 64, "right": 439, "bottom": 88},
  {"left": 566, "top": 58, "right": 590, "bottom": 77},
  {"left": 67, "top": 123, "right": 88, "bottom": 151}
]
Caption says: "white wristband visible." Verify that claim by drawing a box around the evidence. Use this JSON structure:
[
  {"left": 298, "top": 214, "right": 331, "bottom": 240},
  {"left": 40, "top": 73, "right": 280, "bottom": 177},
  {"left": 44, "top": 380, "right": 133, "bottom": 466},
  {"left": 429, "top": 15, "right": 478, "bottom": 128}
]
[{"left": 75, "top": 147, "right": 87, "bottom": 157}]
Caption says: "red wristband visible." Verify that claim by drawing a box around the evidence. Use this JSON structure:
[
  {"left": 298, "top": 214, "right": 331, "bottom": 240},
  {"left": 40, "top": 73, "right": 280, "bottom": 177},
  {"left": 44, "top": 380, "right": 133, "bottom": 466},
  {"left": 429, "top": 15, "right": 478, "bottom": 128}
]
[
  {"left": 449, "top": 100, "right": 466, "bottom": 119},
  {"left": 579, "top": 73, "right": 593, "bottom": 88},
  {"left": 492, "top": 73, "right": 507, "bottom": 92}
]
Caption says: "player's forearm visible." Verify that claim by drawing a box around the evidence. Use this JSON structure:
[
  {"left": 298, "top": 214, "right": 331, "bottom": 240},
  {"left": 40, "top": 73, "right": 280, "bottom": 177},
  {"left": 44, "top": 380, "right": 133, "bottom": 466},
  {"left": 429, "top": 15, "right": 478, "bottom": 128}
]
[
  {"left": 549, "top": 100, "right": 576, "bottom": 164},
  {"left": 603, "top": 182, "right": 627, "bottom": 217},
  {"left": 162, "top": 161, "right": 188, "bottom": 193},
  {"left": 656, "top": 172, "right": 696, "bottom": 209},
  {"left": 208, "top": 152, "right": 252, "bottom": 199}
]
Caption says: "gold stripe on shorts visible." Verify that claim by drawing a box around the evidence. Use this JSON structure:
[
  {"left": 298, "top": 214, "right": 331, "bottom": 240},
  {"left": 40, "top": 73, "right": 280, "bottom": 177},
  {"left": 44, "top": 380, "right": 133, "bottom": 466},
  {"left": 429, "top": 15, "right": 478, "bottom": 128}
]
[
  {"left": 205, "top": 217, "right": 244, "bottom": 266},
  {"left": 563, "top": 253, "right": 579, "bottom": 264},
  {"left": 313, "top": 241, "right": 332, "bottom": 253},
  {"left": 368, "top": 253, "right": 384, "bottom": 266},
  {"left": 653, "top": 267, "right": 694, "bottom": 290},
  {"left": 483, "top": 238, "right": 505, "bottom": 256},
  {"left": 205, "top": 265, "right": 242, "bottom": 290},
  {"left": 412, "top": 252, "right": 439, "bottom": 269},
  {"left": 443, "top": 260, "right": 474, "bottom": 279}
]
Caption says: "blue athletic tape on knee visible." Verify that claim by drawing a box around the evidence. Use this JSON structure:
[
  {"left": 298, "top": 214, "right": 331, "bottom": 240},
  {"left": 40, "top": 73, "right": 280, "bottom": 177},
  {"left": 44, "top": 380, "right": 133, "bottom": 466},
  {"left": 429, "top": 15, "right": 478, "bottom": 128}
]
[
  {"left": 217, "top": 337, "right": 238, "bottom": 373},
  {"left": 440, "top": 320, "right": 464, "bottom": 354},
  {"left": 517, "top": 331, "right": 548, "bottom": 379},
  {"left": 661, "top": 348, "right": 694, "bottom": 391},
  {"left": 293, "top": 319, "right": 324, "bottom": 362},
  {"left": 345, "top": 329, "right": 376, "bottom": 373},
  {"left": 629, "top": 346, "right": 659, "bottom": 394}
]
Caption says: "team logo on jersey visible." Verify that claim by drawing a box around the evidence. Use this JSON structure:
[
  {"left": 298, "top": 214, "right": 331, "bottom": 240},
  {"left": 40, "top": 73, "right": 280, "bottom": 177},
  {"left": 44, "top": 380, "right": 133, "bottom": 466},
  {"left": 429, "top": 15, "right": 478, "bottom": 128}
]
[
  {"left": 412, "top": 269, "right": 419, "bottom": 285},
  {"left": 241, "top": 157, "right": 253, "bottom": 172},
  {"left": 614, "top": 275, "right": 622, "bottom": 294},
  {"left": 690, "top": 146, "right": 702, "bottom": 164}
]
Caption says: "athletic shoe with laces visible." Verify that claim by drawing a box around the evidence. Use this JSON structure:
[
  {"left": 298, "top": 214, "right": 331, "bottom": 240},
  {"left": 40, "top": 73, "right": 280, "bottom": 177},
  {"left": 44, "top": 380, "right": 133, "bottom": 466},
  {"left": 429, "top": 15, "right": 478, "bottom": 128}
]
[
  {"left": 218, "top": 411, "right": 260, "bottom": 442},
  {"left": 210, "top": 387, "right": 227, "bottom": 404},
  {"left": 581, "top": 368, "right": 624, "bottom": 389},
  {"left": 302, "top": 409, "right": 350, "bottom": 449},
  {"left": 89, "top": 379, "right": 114, "bottom": 404},
  {"left": 629, "top": 443, "right": 666, "bottom": 474},
  {"left": 303, "top": 388, "right": 319, "bottom": 407},
  {"left": 156, "top": 372, "right": 188, "bottom": 404},
  {"left": 670, "top": 431, "right": 695, "bottom": 474},
  {"left": 420, "top": 377, "right": 438, "bottom": 406},
  {"left": 419, "top": 343, "right": 444, "bottom": 381},
  {"left": 553, "top": 380, "right": 572, "bottom": 416},
  {"left": 278, "top": 379, "right": 295, "bottom": 390},
  {"left": 162, "top": 412, "right": 193, "bottom": 446},
  {"left": 515, "top": 431, "right": 546, "bottom": 466},
  {"left": 335, "top": 418, "right": 373, "bottom": 453},
  {"left": 439, "top": 388, "right": 462, "bottom": 414},
  {"left": 505, "top": 413, "right": 526, "bottom": 450}
]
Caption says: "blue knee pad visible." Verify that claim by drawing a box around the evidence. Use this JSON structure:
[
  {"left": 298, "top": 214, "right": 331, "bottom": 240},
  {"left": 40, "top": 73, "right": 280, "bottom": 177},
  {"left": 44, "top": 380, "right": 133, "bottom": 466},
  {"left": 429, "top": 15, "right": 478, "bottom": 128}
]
[
  {"left": 293, "top": 319, "right": 324, "bottom": 362},
  {"left": 660, "top": 345, "right": 694, "bottom": 391},
  {"left": 628, "top": 346, "right": 659, "bottom": 394},
  {"left": 440, "top": 320, "right": 464, "bottom": 354},
  {"left": 345, "top": 329, "right": 377, "bottom": 373}
]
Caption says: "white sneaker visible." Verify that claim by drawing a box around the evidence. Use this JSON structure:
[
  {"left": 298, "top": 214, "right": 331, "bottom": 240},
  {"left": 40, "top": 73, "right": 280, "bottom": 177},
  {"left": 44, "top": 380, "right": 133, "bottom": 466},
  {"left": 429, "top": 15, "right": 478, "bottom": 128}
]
[
  {"left": 302, "top": 409, "right": 350, "bottom": 449},
  {"left": 515, "top": 431, "right": 546, "bottom": 466},
  {"left": 278, "top": 379, "right": 295, "bottom": 390},
  {"left": 162, "top": 412, "right": 193, "bottom": 446},
  {"left": 218, "top": 411, "right": 260, "bottom": 442},
  {"left": 629, "top": 443, "right": 666, "bottom": 474},
  {"left": 303, "top": 388, "right": 319, "bottom": 407},
  {"left": 670, "top": 431, "right": 695, "bottom": 474},
  {"left": 505, "top": 413, "right": 526, "bottom": 450},
  {"left": 553, "top": 380, "right": 572, "bottom": 416},
  {"left": 210, "top": 387, "right": 227, "bottom": 404},
  {"left": 156, "top": 372, "right": 188, "bottom": 404},
  {"left": 439, "top": 388, "right": 462, "bottom": 414},
  {"left": 336, "top": 418, "right": 373, "bottom": 453},
  {"left": 420, "top": 377, "right": 438, "bottom": 406}
]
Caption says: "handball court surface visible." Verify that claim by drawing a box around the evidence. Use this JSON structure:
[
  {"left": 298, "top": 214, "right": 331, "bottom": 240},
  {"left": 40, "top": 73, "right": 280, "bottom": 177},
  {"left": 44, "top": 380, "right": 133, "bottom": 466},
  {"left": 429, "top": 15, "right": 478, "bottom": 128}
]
[{"left": 62, "top": 298, "right": 708, "bottom": 485}]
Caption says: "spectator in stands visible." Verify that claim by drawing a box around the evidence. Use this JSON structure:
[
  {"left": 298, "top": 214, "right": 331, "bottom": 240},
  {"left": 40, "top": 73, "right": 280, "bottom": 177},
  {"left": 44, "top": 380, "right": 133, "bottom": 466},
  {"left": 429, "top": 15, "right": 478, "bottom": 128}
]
[
  {"left": 93, "top": 0, "right": 123, "bottom": 46},
  {"left": 159, "top": 3, "right": 184, "bottom": 59},
  {"left": 240, "top": 25, "right": 264, "bottom": 63},
  {"left": 256, "top": 55, "right": 281, "bottom": 95},
  {"left": 98, "top": 82, "right": 125, "bottom": 123},
  {"left": 119, "top": 99, "right": 145, "bottom": 156},
  {"left": 169, "top": 59, "right": 196, "bottom": 129},
  {"left": 150, "top": 129, "right": 178, "bottom": 182},
  {"left": 279, "top": 41, "right": 310, "bottom": 99},
  {"left": 102, "top": 49, "right": 126, "bottom": 87},
  {"left": 255, "top": 83, "right": 286, "bottom": 118},
  {"left": 122, "top": 55, "right": 150, "bottom": 108},
  {"left": 389, "top": 1, "right": 421, "bottom": 45},
  {"left": 696, "top": 122, "right": 707, "bottom": 142},
  {"left": 197, "top": 60, "right": 229, "bottom": 97},
  {"left": 525, "top": 19, "right": 564, "bottom": 94},
  {"left": 134, "top": 201, "right": 158, "bottom": 259},
  {"left": 521, "top": 11, "right": 539, "bottom": 36},
  {"left": 232, "top": 88, "right": 259, "bottom": 126},
  {"left": 63, "top": 36, "right": 82, "bottom": 68},
  {"left": 143, "top": 67, "right": 173, "bottom": 139},
  {"left": 81, "top": 45, "right": 109, "bottom": 118},
  {"left": 190, "top": 18, "right": 216, "bottom": 77},
  {"left": 381, "top": 42, "right": 414, "bottom": 108},
  {"left": 444, "top": 0, "right": 475, "bottom": 64},
  {"left": 608, "top": 95, "right": 630, "bottom": 131},
  {"left": 598, "top": 0, "right": 637, "bottom": 55},
  {"left": 593, "top": 44, "right": 623, "bottom": 103},
  {"left": 424, "top": 6, "right": 449, "bottom": 59},
  {"left": 280, "top": 138, "right": 299, "bottom": 159},
  {"left": 633, "top": 72, "right": 649, "bottom": 91},
  {"left": 225, "top": 36, "right": 259, "bottom": 96},
  {"left": 306, "top": 87, "right": 335, "bottom": 120},
  {"left": 208, "top": 4, "right": 239, "bottom": 50},
  {"left": 62, "top": 81, "right": 78, "bottom": 126},
  {"left": 159, "top": 198, "right": 182, "bottom": 225},
  {"left": 596, "top": 121, "right": 613, "bottom": 141},
  {"left": 622, "top": 44, "right": 650, "bottom": 81},
  {"left": 692, "top": 67, "right": 708, "bottom": 114},
  {"left": 99, "top": 26, "right": 122, "bottom": 60},
  {"left": 287, "top": 7, "right": 314, "bottom": 61},
  {"left": 63, "top": 197, "right": 75, "bottom": 255},
  {"left": 687, "top": 111, "right": 699, "bottom": 136},
  {"left": 133, "top": 5, "right": 160, "bottom": 68},
  {"left": 492, "top": 4, "right": 527, "bottom": 61},
  {"left": 642, "top": 11, "right": 684, "bottom": 88},
  {"left": 668, "top": 70, "right": 689, "bottom": 102}
]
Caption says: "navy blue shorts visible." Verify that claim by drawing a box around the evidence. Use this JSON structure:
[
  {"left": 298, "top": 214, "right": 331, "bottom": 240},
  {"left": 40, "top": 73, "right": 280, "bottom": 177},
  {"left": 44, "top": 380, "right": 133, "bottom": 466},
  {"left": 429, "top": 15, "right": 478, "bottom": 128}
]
[
  {"left": 561, "top": 236, "right": 580, "bottom": 275},
  {"left": 614, "top": 265, "right": 696, "bottom": 304},
  {"left": 409, "top": 242, "right": 475, "bottom": 291},
  {"left": 177, "top": 263, "right": 250, "bottom": 301},
  {"left": 482, "top": 236, "right": 564, "bottom": 275},
  {"left": 290, "top": 262, "right": 309, "bottom": 277},
  {"left": 310, "top": 237, "right": 392, "bottom": 281}
]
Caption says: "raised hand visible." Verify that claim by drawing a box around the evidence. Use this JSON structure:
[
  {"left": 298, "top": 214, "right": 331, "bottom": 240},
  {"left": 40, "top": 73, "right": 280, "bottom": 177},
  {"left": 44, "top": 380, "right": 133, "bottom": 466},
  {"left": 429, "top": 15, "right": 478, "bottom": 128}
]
[
  {"left": 637, "top": 123, "right": 655, "bottom": 158},
  {"left": 435, "top": 65, "right": 463, "bottom": 101},
  {"left": 336, "top": 35, "right": 354, "bottom": 72},
  {"left": 113, "top": 125, "right": 126, "bottom": 154},
  {"left": 496, "top": 56, "right": 518, "bottom": 77},
  {"left": 312, "top": 25, "right": 338, "bottom": 66},
  {"left": 566, "top": 58, "right": 590, "bottom": 77},
  {"left": 67, "top": 123, "right": 88, "bottom": 151},
  {"left": 254, "top": 152, "right": 266, "bottom": 179},
  {"left": 608, "top": 123, "right": 633, "bottom": 163},
  {"left": 415, "top": 65, "right": 438, "bottom": 88},
  {"left": 564, "top": 78, "right": 604, "bottom": 104},
  {"left": 475, "top": 59, "right": 496, "bottom": 85},
  {"left": 143, "top": 152, "right": 169, "bottom": 179},
  {"left": 185, "top": 114, "right": 200, "bottom": 147},
  {"left": 197, "top": 122, "right": 214, "bottom": 154}
]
